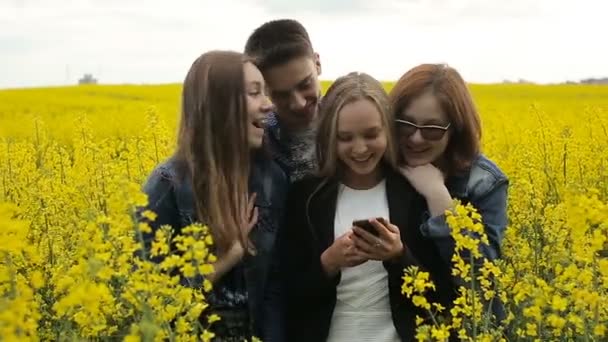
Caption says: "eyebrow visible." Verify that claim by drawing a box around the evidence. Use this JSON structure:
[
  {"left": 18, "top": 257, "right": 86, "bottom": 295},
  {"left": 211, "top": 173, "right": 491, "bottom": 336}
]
[
  {"left": 272, "top": 73, "right": 313, "bottom": 96},
  {"left": 337, "top": 126, "right": 382, "bottom": 135},
  {"left": 247, "top": 80, "right": 264, "bottom": 88},
  {"left": 297, "top": 73, "right": 313, "bottom": 87}
]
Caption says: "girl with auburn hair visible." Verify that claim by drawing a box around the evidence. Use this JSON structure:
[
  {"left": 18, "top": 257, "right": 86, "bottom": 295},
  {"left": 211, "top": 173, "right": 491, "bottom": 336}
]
[
  {"left": 279, "top": 72, "right": 454, "bottom": 341},
  {"left": 390, "top": 63, "right": 509, "bottom": 320},
  {"left": 140, "top": 50, "right": 287, "bottom": 341}
]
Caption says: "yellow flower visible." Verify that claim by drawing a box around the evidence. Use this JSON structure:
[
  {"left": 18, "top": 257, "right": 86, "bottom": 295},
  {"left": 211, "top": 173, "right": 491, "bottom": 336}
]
[
  {"left": 594, "top": 324, "right": 606, "bottom": 338},
  {"left": 207, "top": 313, "right": 221, "bottom": 324},
  {"left": 430, "top": 324, "right": 451, "bottom": 341},
  {"left": 200, "top": 329, "right": 216, "bottom": 342},
  {"left": 415, "top": 325, "right": 431, "bottom": 342},
  {"left": 526, "top": 323, "right": 538, "bottom": 337},
  {"left": 412, "top": 295, "right": 431, "bottom": 310},
  {"left": 141, "top": 210, "right": 157, "bottom": 222},
  {"left": 551, "top": 294, "right": 568, "bottom": 312},
  {"left": 30, "top": 270, "right": 45, "bottom": 289}
]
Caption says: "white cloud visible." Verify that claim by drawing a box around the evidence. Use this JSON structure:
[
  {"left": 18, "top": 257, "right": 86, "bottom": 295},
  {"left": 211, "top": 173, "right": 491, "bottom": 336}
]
[{"left": 0, "top": 0, "right": 606, "bottom": 88}]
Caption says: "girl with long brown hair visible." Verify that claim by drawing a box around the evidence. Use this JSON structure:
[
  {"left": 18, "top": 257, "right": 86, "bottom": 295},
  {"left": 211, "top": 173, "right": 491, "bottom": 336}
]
[{"left": 141, "top": 50, "right": 287, "bottom": 341}]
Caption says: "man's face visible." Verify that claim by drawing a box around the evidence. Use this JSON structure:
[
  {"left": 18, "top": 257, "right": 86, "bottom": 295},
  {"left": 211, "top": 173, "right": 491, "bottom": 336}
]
[{"left": 263, "top": 54, "right": 322, "bottom": 132}]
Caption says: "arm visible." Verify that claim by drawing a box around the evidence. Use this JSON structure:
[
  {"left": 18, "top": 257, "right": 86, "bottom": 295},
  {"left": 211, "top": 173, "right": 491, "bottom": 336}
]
[
  {"left": 139, "top": 166, "right": 254, "bottom": 285},
  {"left": 422, "top": 180, "right": 509, "bottom": 322},
  {"left": 206, "top": 243, "right": 245, "bottom": 284},
  {"left": 400, "top": 164, "right": 509, "bottom": 262},
  {"left": 420, "top": 180, "right": 509, "bottom": 262},
  {"left": 137, "top": 168, "right": 181, "bottom": 262}
]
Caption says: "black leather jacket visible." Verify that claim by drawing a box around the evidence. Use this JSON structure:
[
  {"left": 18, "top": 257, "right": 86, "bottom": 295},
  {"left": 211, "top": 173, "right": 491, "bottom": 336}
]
[{"left": 139, "top": 154, "right": 287, "bottom": 341}]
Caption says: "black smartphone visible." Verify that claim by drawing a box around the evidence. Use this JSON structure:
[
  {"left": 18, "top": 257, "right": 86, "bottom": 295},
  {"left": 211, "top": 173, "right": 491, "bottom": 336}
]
[{"left": 352, "top": 218, "right": 380, "bottom": 237}]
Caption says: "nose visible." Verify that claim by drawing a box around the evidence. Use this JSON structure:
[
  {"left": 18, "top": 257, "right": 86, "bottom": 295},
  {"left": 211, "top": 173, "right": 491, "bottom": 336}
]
[
  {"left": 408, "top": 129, "right": 425, "bottom": 144},
  {"left": 352, "top": 138, "right": 367, "bottom": 154},
  {"left": 261, "top": 96, "right": 274, "bottom": 113},
  {"left": 289, "top": 91, "right": 306, "bottom": 111}
]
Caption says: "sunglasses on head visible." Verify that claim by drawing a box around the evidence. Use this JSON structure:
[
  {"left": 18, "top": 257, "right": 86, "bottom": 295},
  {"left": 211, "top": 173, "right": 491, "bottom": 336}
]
[{"left": 395, "top": 119, "right": 451, "bottom": 141}]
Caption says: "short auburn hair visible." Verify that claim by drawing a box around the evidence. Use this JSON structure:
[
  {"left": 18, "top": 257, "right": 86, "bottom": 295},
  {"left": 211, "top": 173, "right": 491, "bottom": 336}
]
[
  {"left": 389, "top": 64, "right": 482, "bottom": 174},
  {"left": 244, "top": 19, "right": 314, "bottom": 71}
]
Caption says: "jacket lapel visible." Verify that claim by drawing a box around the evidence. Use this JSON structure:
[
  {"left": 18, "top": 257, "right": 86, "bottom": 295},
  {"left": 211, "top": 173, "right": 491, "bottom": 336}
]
[
  {"left": 307, "top": 179, "right": 339, "bottom": 251},
  {"left": 385, "top": 170, "right": 413, "bottom": 231}
]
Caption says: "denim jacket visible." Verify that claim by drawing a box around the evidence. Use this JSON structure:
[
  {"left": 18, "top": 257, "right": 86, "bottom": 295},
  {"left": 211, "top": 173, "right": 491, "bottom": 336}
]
[
  {"left": 419, "top": 154, "right": 509, "bottom": 263},
  {"left": 419, "top": 154, "right": 509, "bottom": 321},
  {"left": 139, "top": 154, "right": 287, "bottom": 341}
]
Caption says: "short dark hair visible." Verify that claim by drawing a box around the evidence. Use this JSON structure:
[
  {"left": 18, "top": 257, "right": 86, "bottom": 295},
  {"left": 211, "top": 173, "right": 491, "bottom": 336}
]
[{"left": 244, "top": 19, "right": 314, "bottom": 71}]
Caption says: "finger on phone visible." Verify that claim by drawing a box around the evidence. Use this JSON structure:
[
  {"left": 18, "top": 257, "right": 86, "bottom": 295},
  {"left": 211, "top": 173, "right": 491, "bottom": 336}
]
[
  {"left": 370, "top": 218, "right": 392, "bottom": 238},
  {"left": 352, "top": 226, "right": 377, "bottom": 245},
  {"left": 376, "top": 218, "right": 399, "bottom": 234},
  {"left": 386, "top": 223, "right": 400, "bottom": 234},
  {"left": 352, "top": 234, "right": 374, "bottom": 255}
]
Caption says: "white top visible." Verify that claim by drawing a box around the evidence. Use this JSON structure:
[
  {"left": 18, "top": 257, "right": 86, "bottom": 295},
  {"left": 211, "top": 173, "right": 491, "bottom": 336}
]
[{"left": 327, "top": 180, "right": 400, "bottom": 342}]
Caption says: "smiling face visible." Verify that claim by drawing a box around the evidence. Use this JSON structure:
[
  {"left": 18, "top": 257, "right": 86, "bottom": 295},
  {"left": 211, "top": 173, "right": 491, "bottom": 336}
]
[
  {"left": 243, "top": 62, "right": 274, "bottom": 149},
  {"left": 336, "top": 99, "right": 388, "bottom": 189},
  {"left": 398, "top": 91, "right": 451, "bottom": 167},
  {"left": 263, "top": 55, "right": 322, "bottom": 132}
]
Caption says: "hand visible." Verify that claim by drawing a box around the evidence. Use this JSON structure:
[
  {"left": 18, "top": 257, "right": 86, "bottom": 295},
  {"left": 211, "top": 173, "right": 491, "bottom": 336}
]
[
  {"left": 351, "top": 218, "right": 404, "bottom": 261},
  {"left": 209, "top": 193, "right": 259, "bottom": 283},
  {"left": 238, "top": 192, "right": 258, "bottom": 256},
  {"left": 399, "top": 164, "right": 447, "bottom": 198},
  {"left": 321, "top": 231, "right": 368, "bottom": 276}
]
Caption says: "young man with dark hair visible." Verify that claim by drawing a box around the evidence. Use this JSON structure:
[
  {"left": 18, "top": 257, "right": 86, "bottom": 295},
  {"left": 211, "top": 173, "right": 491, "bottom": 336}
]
[
  {"left": 242, "top": 19, "right": 323, "bottom": 342},
  {"left": 245, "top": 19, "right": 322, "bottom": 182}
]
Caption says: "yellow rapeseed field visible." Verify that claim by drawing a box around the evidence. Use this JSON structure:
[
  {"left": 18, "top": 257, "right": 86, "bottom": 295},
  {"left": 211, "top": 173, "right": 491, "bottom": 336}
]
[{"left": 0, "top": 82, "right": 607, "bottom": 341}]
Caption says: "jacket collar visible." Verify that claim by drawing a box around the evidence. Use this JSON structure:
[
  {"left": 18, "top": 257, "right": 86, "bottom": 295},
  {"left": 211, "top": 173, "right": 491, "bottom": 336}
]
[{"left": 305, "top": 168, "right": 414, "bottom": 248}]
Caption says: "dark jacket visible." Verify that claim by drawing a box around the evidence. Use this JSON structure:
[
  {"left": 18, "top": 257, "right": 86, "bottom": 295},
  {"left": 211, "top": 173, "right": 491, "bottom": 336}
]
[
  {"left": 278, "top": 168, "right": 456, "bottom": 342},
  {"left": 139, "top": 154, "right": 288, "bottom": 341}
]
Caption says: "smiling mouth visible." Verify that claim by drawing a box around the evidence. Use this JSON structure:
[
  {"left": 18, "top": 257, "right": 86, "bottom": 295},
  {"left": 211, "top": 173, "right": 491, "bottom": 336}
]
[
  {"left": 352, "top": 155, "right": 373, "bottom": 162},
  {"left": 252, "top": 118, "right": 267, "bottom": 129},
  {"left": 407, "top": 147, "right": 429, "bottom": 153}
]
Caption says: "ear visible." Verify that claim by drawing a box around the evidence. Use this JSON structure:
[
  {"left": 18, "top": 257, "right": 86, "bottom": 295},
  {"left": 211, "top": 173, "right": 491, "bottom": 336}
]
[{"left": 314, "top": 52, "right": 322, "bottom": 76}]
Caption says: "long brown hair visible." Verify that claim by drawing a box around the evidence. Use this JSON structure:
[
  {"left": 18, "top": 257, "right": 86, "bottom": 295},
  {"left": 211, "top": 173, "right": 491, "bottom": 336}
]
[
  {"left": 316, "top": 72, "right": 398, "bottom": 178},
  {"left": 175, "top": 50, "right": 251, "bottom": 254},
  {"left": 389, "top": 64, "right": 481, "bottom": 174}
]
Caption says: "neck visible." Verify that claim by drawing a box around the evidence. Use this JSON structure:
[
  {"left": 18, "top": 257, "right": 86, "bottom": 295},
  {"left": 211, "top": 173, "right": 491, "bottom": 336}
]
[{"left": 341, "top": 166, "right": 384, "bottom": 190}]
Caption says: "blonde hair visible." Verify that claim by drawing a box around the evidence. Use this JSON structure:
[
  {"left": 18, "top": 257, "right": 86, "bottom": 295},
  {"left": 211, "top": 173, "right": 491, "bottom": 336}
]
[{"left": 316, "top": 72, "right": 397, "bottom": 178}]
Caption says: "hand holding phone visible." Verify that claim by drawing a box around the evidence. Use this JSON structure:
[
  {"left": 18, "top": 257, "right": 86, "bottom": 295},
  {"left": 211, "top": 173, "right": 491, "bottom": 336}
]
[
  {"left": 351, "top": 217, "right": 404, "bottom": 261},
  {"left": 352, "top": 218, "right": 383, "bottom": 237}
]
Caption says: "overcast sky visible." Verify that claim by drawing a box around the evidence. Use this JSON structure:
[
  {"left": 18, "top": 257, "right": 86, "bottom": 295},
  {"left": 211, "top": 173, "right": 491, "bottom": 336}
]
[{"left": 1, "top": 0, "right": 606, "bottom": 88}]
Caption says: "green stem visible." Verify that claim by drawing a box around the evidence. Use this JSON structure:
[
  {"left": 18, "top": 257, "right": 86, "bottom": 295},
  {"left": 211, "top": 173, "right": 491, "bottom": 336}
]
[{"left": 470, "top": 253, "right": 477, "bottom": 339}]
